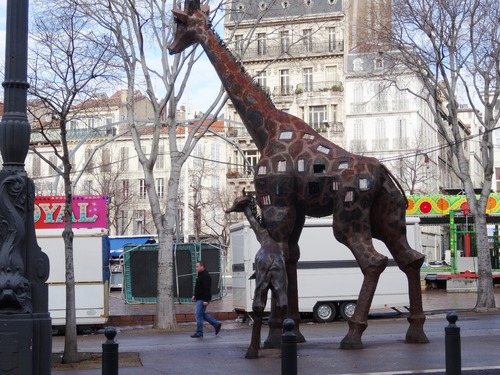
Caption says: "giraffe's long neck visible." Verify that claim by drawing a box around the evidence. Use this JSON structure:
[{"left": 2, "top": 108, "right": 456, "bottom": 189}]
[{"left": 196, "top": 22, "right": 276, "bottom": 152}]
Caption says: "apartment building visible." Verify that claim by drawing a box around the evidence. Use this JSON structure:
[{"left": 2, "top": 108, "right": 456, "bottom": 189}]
[
  {"left": 26, "top": 91, "right": 229, "bottom": 241},
  {"left": 224, "top": 0, "right": 346, "bottom": 197},
  {"left": 223, "top": 0, "right": 465, "bottom": 197}
]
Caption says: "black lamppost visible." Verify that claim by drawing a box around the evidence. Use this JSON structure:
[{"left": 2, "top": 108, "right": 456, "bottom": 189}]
[{"left": 0, "top": 1, "right": 51, "bottom": 374}]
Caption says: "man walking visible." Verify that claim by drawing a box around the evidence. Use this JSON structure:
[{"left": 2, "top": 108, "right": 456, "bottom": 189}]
[{"left": 191, "top": 261, "right": 222, "bottom": 338}]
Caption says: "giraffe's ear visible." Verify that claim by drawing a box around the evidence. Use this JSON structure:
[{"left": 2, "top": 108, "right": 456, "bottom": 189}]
[
  {"left": 200, "top": 4, "right": 210, "bottom": 15},
  {"left": 173, "top": 8, "right": 188, "bottom": 23}
]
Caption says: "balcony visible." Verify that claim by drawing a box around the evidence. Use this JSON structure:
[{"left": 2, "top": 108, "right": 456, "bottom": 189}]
[
  {"left": 295, "top": 81, "right": 343, "bottom": 94},
  {"left": 272, "top": 85, "right": 295, "bottom": 96},
  {"left": 238, "top": 40, "right": 345, "bottom": 61}
]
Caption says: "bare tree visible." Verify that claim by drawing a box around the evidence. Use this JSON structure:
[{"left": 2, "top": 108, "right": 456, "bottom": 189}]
[
  {"left": 392, "top": 131, "right": 436, "bottom": 195},
  {"left": 27, "top": 0, "right": 118, "bottom": 362},
  {"left": 81, "top": 0, "right": 227, "bottom": 330},
  {"left": 378, "top": 0, "right": 500, "bottom": 310},
  {"left": 82, "top": 147, "right": 135, "bottom": 234}
]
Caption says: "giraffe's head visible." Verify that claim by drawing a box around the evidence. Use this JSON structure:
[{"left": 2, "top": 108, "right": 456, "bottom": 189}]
[{"left": 168, "top": 0, "right": 210, "bottom": 55}]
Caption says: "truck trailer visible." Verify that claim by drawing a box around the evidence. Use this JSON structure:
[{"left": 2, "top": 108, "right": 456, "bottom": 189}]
[
  {"left": 37, "top": 228, "right": 109, "bottom": 329},
  {"left": 230, "top": 217, "right": 421, "bottom": 322}
]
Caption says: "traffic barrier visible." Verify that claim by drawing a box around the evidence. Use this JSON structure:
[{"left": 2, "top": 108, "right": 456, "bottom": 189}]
[
  {"left": 445, "top": 311, "right": 461, "bottom": 375},
  {"left": 281, "top": 318, "right": 297, "bottom": 375},
  {"left": 102, "top": 327, "right": 119, "bottom": 375}
]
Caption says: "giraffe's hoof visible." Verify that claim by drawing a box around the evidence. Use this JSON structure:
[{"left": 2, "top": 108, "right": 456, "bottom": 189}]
[
  {"left": 295, "top": 329, "right": 306, "bottom": 344},
  {"left": 340, "top": 335, "right": 364, "bottom": 350},
  {"left": 405, "top": 326, "right": 430, "bottom": 344},
  {"left": 263, "top": 336, "right": 282, "bottom": 349},
  {"left": 245, "top": 347, "right": 259, "bottom": 359}
]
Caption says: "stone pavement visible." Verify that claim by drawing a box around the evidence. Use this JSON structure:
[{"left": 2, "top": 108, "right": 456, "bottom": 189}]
[{"left": 51, "top": 287, "right": 500, "bottom": 374}]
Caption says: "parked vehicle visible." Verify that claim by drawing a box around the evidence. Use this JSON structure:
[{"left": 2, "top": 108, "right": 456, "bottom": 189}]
[
  {"left": 37, "top": 228, "right": 110, "bottom": 329},
  {"left": 230, "top": 217, "right": 421, "bottom": 322}
]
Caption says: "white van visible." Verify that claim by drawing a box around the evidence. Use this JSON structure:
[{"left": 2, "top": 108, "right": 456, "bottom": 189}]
[{"left": 231, "top": 217, "right": 421, "bottom": 322}]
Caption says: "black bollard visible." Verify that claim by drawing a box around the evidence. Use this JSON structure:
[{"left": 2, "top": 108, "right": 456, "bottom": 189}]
[
  {"left": 281, "top": 318, "right": 297, "bottom": 375},
  {"left": 102, "top": 327, "right": 119, "bottom": 375},
  {"left": 445, "top": 311, "right": 461, "bottom": 375}
]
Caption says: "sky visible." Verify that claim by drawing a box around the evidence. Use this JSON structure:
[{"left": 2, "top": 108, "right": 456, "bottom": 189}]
[{"left": 0, "top": 1, "right": 221, "bottom": 115}]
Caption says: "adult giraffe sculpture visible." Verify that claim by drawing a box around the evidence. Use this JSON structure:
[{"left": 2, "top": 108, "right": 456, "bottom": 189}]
[{"left": 168, "top": 0, "right": 429, "bottom": 350}]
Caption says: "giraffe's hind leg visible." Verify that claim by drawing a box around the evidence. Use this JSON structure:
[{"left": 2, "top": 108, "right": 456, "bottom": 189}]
[
  {"left": 372, "top": 210, "right": 429, "bottom": 344},
  {"left": 387, "top": 237, "right": 429, "bottom": 343},
  {"left": 335, "top": 227, "right": 389, "bottom": 349}
]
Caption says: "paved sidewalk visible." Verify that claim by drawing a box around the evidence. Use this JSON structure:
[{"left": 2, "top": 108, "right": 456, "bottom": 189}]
[{"left": 51, "top": 287, "right": 500, "bottom": 374}]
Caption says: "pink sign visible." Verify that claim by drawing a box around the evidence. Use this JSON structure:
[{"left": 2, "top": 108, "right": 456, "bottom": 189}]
[{"left": 34, "top": 195, "right": 107, "bottom": 229}]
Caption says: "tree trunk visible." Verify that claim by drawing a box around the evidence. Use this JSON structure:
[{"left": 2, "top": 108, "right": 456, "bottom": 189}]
[
  {"left": 154, "top": 165, "right": 181, "bottom": 330},
  {"left": 474, "top": 213, "right": 496, "bottom": 311},
  {"left": 62, "top": 188, "right": 78, "bottom": 363}
]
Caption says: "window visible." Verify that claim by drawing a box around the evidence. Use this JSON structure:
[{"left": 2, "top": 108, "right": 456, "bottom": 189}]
[
  {"left": 118, "top": 210, "right": 128, "bottom": 235},
  {"left": 32, "top": 157, "right": 41, "bottom": 177},
  {"left": 350, "top": 120, "right": 366, "bottom": 152},
  {"left": 256, "top": 71, "right": 267, "bottom": 91},
  {"left": 156, "top": 178, "right": 164, "bottom": 198},
  {"left": 210, "top": 142, "right": 220, "bottom": 168},
  {"left": 373, "top": 83, "right": 388, "bottom": 111},
  {"left": 279, "top": 69, "right": 290, "bottom": 95},
  {"left": 325, "top": 65, "right": 339, "bottom": 84},
  {"left": 328, "top": 27, "right": 337, "bottom": 51},
  {"left": 235, "top": 34, "right": 244, "bottom": 55},
  {"left": 374, "top": 118, "right": 387, "bottom": 149},
  {"left": 119, "top": 147, "right": 129, "bottom": 171},
  {"left": 395, "top": 118, "right": 408, "bottom": 149},
  {"left": 244, "top": 150, "right": 259, "bottom": 175},
  {"left": 139, "top": 179, "right": 147, "bottom": 199},
  {"left": 157, "top": 146, "right": 165, "bottom": 169},
  {"left": 105, "top": 117, "right": 115, "bottom": 135},
  {"left": 84, "top": 180, "right": 93, "bottom": 194},
  {"left": 193, "top": 143, "right": 203, "bottom": 168},
  {"left": 49, "top": 155, "right": 58, "bottom": 174},
  {"left": 308, "top": 106, "right": 327, "bottom": 130},
  {"left": 85, "top": 148, "right": 93, "bottom": 170},
  {"left": 211, "top": 175, "right": 220, "bottom": 190},
  {"left": 332, "top": 104, "right": 338, "bottom": 124},
  {"left": 302, "top": 29, "right": 313, "bottom": 52},
  {"left": 303, "top": 68, "right": 313, "bottom": 92},
  {"left": 352, "top": 84, "right": 365, "bottom": 113},
  {"left": 375, "top": 58, "right": 384, "bottom": 70},
  {"left": 354, "top": 120, "right": 364, "bottom": 140},
  {"left": 135, "top": 210, "right": 145, "bottom": 234},
  {"left": 121, "top": 179, "right": 129, "bottom": 198},
  {"left": 101, "top": 148, "right": 111, "bottom": 172},
  {"left": 257, "top": 33, "right": 267, "bottom": 55},
  {"left": 280, "top": 31, "right": 290, "bottom": 53}
]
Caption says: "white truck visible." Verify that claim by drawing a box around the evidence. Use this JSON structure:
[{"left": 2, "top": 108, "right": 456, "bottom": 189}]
[
  {"left": 231, "top": 217, "right": 421, "bottom": 322},
  {"left": 37, "top": 228, "right": 109, "bottom": 329}
]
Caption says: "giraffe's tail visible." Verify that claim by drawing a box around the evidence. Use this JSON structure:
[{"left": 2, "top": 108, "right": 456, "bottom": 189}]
[{"left": 380, "top": 164, "right": 409, "bottom": 209}]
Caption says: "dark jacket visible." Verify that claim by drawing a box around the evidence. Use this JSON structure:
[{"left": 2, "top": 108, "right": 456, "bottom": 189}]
[{"left": 194, "top": 269, "right": 212, "bottom": 302}]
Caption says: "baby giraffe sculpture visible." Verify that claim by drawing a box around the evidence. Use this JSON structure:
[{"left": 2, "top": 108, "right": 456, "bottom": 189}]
[
  {"left": 169, "top": 0, "right": 429, "bottom": 350},
  {"left": 226, "top": 192, "right": 288, "bottom": 359}
]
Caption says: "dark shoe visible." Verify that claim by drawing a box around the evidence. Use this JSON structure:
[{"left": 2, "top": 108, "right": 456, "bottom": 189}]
[
  {"left": 190, "top": 333, "right": 203, "bottom": 338},
  {"left": 215, "top": 323, "right": 222, "bottom": 335}
]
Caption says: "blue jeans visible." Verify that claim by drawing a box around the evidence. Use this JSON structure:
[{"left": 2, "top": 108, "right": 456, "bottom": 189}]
[{"left": 195, "top": 300, "right": 220, "bottom": 335}]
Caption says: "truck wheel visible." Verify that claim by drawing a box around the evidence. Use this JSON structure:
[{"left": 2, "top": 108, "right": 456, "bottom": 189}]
[
  {"left": 313, "top": 302, "right": 336, "bottom": 323},
  {"left": 340, "top": 301, "right": 356, "bottom": 320}
]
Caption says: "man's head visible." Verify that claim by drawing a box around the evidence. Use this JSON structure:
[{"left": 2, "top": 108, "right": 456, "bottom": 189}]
[{"left": 196, "top": 261, "right": 205, "bottom": 273}]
